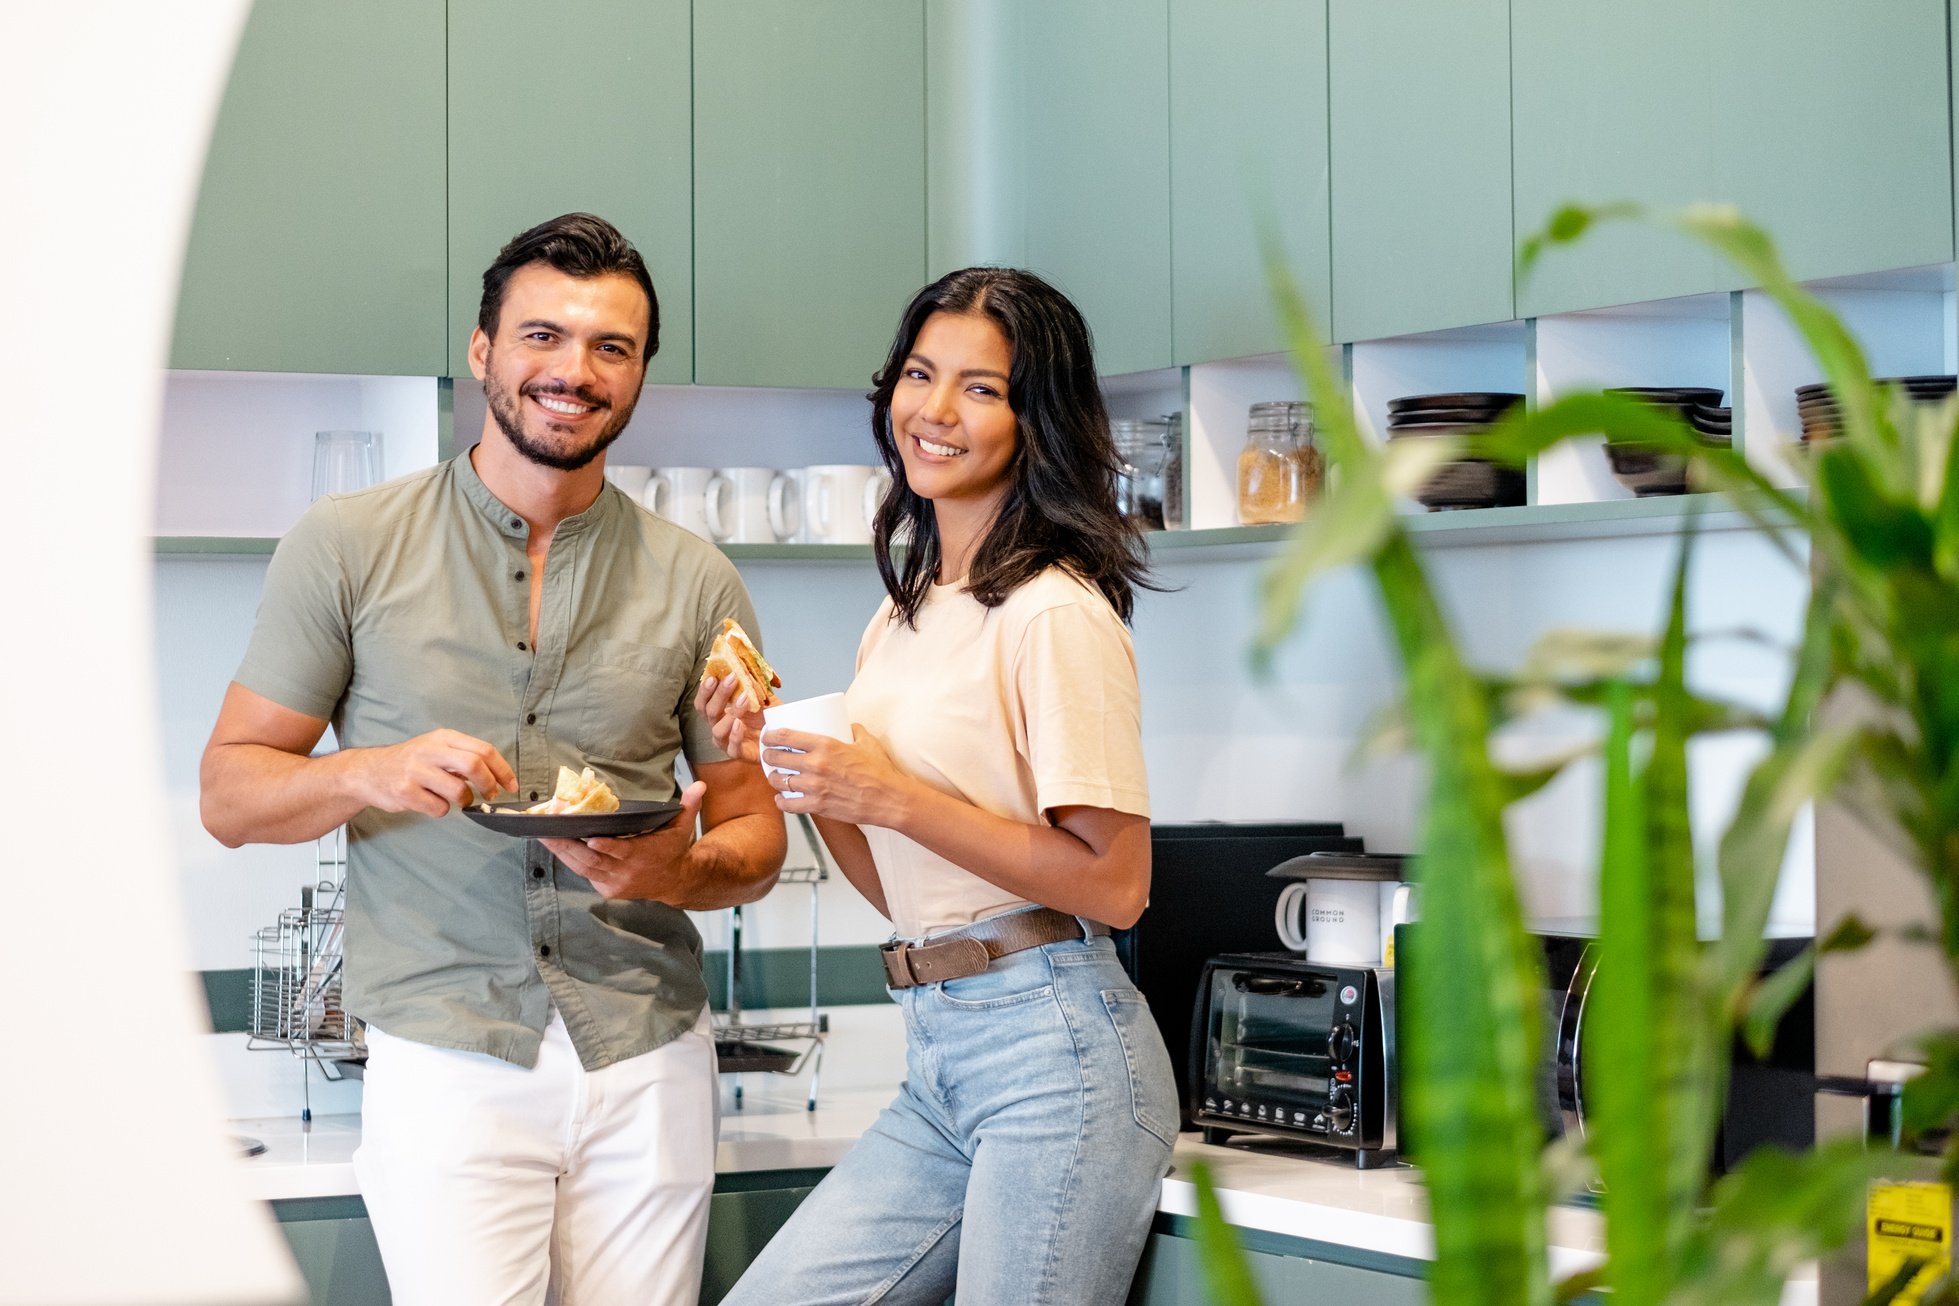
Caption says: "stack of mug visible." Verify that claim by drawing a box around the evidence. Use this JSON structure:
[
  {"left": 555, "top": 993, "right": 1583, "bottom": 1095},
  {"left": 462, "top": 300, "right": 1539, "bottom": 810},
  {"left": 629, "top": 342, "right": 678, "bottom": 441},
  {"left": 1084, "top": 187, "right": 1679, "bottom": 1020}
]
[{"left": 604, "top": 464, "right": 890, "bottom": 545}]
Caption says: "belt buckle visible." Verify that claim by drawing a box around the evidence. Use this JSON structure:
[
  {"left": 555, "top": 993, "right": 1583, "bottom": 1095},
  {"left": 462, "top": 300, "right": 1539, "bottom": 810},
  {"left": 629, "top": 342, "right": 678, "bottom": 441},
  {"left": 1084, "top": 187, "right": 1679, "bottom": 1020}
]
[{"left": 881, "top": 941, "right": 916, "bottom": 988}]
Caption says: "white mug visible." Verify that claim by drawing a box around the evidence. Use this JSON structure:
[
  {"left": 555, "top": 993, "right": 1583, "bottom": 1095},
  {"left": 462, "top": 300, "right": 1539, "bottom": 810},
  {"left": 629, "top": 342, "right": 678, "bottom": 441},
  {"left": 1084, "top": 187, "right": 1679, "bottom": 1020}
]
[
  {"left": 767, "top": 469, "right": 805, "bottom": 543},
  {"left": 760, "top": 693, "right": 853, "bottom": 799},
  {"left": 1275, "top": 877, "right": 1402, "bottom": 966},
  {"left": 645, "top": 467, "right": 715, "bottom": 539},
  {"left": 801, "top": 464, "right": 884, "bottom": 545},
  {"left": 704, "top": 466, "right": 780, "bottom": 544},
  {"left": 605, "top": 463, "right": 653, "bottom": 502}
]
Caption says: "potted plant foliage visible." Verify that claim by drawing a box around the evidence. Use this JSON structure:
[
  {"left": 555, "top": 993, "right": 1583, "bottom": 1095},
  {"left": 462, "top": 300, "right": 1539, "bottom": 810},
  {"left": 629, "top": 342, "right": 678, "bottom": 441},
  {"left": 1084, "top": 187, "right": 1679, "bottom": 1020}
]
[{"left": 1181, "top": 205, "right": 1957, "bottom": 1305}]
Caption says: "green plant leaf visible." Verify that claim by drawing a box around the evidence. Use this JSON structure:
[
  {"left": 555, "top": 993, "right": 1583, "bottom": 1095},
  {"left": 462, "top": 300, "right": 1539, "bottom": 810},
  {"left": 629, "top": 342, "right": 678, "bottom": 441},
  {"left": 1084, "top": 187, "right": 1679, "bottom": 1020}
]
[
  {"left": 1901, "top": 1031, "right": 1959, "bottom": 1139},
  {"left": 1740, "top": 948, "right": 1815, "bottom": 1061},
  {"left": 1184, "top": 1161, "right": 1265, "bottom": 1306}
]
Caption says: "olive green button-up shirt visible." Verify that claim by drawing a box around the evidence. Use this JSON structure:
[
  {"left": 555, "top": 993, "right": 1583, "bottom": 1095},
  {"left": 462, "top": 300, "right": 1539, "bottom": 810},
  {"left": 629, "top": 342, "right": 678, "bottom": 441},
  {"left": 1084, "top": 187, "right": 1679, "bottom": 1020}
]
[{"left": 235, "top": 451, "right": 762, "bottom": 1069}]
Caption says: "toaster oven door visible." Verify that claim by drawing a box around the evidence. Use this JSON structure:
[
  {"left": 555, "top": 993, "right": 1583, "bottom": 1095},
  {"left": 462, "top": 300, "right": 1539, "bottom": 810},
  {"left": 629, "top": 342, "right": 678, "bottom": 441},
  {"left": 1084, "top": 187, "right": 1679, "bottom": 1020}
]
[{"left": 1200, "top": 965, "right": 1341, "bottom": 1127}]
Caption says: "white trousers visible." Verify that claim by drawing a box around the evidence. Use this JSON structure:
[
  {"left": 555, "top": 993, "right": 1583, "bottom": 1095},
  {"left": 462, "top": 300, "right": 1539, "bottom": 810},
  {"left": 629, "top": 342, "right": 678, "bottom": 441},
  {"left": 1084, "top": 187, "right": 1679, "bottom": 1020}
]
[{"left": 353, "top": 1009, "right": 720, "bottom": 1306}]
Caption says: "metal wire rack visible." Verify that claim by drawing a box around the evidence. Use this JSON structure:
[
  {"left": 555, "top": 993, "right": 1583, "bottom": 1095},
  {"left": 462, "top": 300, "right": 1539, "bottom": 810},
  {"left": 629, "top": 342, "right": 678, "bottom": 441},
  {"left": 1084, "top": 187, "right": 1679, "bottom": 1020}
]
[
  {"left": 714, "top": 814, "right": 831, "bottom": 1111},
  {"left": 247, "top": 826, "right": 362, "bottom": 1120}
]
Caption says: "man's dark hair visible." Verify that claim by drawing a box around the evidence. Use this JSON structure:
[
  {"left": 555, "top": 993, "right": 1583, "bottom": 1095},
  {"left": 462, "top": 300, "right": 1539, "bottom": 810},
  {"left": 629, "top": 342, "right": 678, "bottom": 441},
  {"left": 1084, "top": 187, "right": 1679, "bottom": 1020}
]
[
  {"left": 868, "top": 266, "right": 1158, "bottom": 627},
  {"left": 477, "top": 213, "right": 659, "bottom": 355}
]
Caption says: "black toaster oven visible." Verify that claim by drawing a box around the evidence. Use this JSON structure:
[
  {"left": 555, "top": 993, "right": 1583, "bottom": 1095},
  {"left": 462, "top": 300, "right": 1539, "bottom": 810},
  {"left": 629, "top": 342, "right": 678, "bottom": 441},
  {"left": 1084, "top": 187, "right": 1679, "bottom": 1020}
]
[{"left": 1188, "top": 951, "right": 1398, "bottom": 1168}]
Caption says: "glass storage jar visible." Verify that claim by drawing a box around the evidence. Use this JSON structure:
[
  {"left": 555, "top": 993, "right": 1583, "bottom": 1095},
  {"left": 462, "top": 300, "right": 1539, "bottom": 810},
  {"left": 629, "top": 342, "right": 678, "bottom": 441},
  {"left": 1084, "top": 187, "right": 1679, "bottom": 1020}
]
[
  {"left": 1236, "top": 400, "right": 1322, "bottom": 524},
  {"left": 1112, "top": 413, "right": 1183, "bottom": 530}
]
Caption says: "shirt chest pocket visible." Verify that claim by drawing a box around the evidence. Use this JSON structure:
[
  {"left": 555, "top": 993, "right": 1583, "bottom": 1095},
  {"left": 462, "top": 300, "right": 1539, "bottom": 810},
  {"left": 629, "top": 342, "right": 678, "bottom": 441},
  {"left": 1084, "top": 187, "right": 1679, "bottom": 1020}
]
[{"left": 571, "top": 641, "right": 693, "bottom": 761}]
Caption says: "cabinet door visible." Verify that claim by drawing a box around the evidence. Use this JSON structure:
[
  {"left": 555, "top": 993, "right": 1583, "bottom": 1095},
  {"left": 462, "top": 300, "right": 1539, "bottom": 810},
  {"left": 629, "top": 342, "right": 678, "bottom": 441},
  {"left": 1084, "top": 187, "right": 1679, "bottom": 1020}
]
[
  {"left": 278, "top": 1213, "right": 393, "bottom": 1306},
  {"left": 693, "top": 1, "right": 926, "bottom": 390},
  {"left": 698, "top": 1183, "right": 819, "bottom": 1305},
  {"left": 1330, "top": 0, "right": 1512, "bottom": 342},
  {"left": 1170, "top": 0, "right": 1331, "bottom": 363},
  {"left": 1127, "top": 1232, "right": 1427, "bottom": 1305},
  {"left": 1017, "top": 0, "right": 1175, "bottom": 377},
  {"left": 1511, "top": 0, "right": 1730, "bottom": 316},
  {"left": 1514, "top": 0, "right": 1952, "bottom": 318},
  {"left": 1709, "top": 0, "right": 1950, "bottom": 285},
  {"left": 171, "top": 0, "right": 447, "bottom": 375},
  {"left": 448, "top": 1, "right": 693, "bottom": 384}
]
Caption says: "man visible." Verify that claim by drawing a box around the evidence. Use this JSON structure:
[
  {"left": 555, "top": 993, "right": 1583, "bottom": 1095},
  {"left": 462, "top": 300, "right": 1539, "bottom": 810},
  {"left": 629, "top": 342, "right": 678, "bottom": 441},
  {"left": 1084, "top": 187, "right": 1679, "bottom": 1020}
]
[{"left": 200, "top": 213, "right": 785, "bottom": 1305}]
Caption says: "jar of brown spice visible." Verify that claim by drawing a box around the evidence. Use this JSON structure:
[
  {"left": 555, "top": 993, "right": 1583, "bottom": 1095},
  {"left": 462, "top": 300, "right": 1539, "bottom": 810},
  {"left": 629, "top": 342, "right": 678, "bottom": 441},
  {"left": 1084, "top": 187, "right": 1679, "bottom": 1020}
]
[{"left": 1236, "top": 400, "right": 1322, "bottom": 525}]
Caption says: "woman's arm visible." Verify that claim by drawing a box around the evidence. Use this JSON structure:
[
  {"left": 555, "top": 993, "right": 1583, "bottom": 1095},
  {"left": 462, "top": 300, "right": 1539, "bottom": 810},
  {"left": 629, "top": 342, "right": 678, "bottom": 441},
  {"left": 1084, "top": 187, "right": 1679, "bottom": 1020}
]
[
  {"left": 759, "top": 726, "right": 1150, "bottom": 928},
  {"left": 809, "top": 816, "right": 890, "bottom": 919}
]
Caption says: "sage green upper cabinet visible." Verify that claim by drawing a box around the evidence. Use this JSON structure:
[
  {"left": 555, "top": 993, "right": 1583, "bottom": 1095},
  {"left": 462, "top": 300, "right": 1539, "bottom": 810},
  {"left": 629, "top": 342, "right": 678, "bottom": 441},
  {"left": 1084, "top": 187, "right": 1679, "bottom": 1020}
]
[
  {"left": 959, "top": 0, "right": 1159, "bottom": 377},
  {"left": 448, "top": 1, "right": 693, "bottom": 384},
  {"left": 1329, "top": 0, "right": 1512, "bottom": 342},
  {"left": 693, "top": 1, "right": 925, "bottom": 390},
  {"left": 171, "top": 1, "right": 446, "bottom": 374},
  {"left": 1510, "top": 0, "right": 1728, "bottom": 316},
  {"left": 1170, "top": 0, "right": 1331, "bottom": 363},
  {"left": 1513, "top": 0, "right": 1951, "bottom": 318},
  {"left": 1708, "top": 0, "right": 1950, "bottom": 286}
]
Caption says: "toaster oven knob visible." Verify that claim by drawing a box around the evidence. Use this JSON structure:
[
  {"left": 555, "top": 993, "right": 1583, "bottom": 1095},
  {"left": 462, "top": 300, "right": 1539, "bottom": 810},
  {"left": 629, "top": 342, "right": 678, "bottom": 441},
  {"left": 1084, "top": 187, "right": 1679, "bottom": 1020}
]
[
  {"left": 1327, "top": 1085, "right": 1355, "bottom": 1134},
  {"left": 1327, "top": 1023, "right": 1357, "bottom": 1064}
]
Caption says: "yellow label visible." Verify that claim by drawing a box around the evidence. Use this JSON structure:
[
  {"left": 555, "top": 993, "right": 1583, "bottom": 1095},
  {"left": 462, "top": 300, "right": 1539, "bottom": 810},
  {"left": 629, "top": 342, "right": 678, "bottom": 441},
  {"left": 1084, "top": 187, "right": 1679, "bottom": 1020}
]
[{"left": 1868, "top": 1181, "right": 1952, "bottom": 1303}]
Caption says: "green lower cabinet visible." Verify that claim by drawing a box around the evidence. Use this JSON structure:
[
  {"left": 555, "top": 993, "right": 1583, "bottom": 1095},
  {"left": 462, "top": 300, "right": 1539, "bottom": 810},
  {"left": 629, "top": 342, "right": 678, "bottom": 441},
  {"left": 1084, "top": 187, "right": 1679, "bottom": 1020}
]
[
  {"left": 272, "top": 1199, "right": 392, "bottom": 1306},
  {"left": 1126, "top": 1228, "right": 1426, "bottom": 1306},
  {"left": 699, "top": 1170, "right": 827, "bottom": 1305}
]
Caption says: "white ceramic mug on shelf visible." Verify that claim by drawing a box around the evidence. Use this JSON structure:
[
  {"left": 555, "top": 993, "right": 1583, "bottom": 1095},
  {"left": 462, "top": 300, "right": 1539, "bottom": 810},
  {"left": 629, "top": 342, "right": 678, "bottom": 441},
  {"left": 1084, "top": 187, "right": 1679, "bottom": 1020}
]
[
  {"left": 801, "top": 464, "right": 884, "bottom": 545},
  {"left": 644, "top": 467, "right": 715, "bottom": 539},
  {"left": 704, "top": 466, "right": 780, "bottom": 544},
  {"left": 760, "top": 692, "right": 853, "bottom": 799},
  {"left": 604, "top": 463, "right": 653, "bottom": 503},
  {"left": 766, "top": 469, "right": 805, "bottom": 543},
  {"left": 1275, "top": 877, "right": 1413, "bottom": 966}
]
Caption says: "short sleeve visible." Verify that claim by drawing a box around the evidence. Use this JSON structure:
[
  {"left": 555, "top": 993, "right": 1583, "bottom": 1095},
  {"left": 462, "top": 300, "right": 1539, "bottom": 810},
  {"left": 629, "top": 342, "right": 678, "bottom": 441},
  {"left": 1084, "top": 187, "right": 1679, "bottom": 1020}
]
[
  {"left": 1012, "top": 596, "right": 1151, "bottom": 820},
  {"left": 234, "top": 497, "right": 355, "bottom": 721},
  {"left": 678, "top": 563, "right": 764, "bottom": 765}
]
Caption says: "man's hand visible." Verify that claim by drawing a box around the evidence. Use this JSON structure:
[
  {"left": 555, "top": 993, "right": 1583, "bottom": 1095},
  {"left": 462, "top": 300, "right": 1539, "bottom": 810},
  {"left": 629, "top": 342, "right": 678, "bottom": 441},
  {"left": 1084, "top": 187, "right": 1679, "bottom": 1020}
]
[
  {"left": 694, "top": 672, "right": 767, "bottom": 765},
  {"left": 353, "top": 728, "right": 519, "bottom": 818},
  {"left": 539, "top": 780, "right": 708, "bottom": 902}
]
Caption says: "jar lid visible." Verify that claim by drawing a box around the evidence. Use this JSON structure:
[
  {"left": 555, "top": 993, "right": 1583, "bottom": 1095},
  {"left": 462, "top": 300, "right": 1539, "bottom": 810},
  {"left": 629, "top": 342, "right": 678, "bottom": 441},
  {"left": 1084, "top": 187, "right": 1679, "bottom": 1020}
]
[{"left": 1247, "top": 399, "right": 1312, "bottom": 436}]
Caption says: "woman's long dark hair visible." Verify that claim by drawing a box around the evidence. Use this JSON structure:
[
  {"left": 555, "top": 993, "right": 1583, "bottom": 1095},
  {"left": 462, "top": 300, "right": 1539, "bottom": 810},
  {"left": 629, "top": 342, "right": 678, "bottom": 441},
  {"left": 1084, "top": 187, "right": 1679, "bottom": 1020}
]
[{"left": 868, "top": 267, "right": 1157, "bottom": 627}]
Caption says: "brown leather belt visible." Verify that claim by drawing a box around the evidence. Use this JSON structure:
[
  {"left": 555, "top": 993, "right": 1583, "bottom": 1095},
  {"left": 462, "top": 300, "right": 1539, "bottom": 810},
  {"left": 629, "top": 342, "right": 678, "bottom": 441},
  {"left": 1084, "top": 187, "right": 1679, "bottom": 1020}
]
[{"left": 880, "top": 907, "right": 1095, "bottom": 989}]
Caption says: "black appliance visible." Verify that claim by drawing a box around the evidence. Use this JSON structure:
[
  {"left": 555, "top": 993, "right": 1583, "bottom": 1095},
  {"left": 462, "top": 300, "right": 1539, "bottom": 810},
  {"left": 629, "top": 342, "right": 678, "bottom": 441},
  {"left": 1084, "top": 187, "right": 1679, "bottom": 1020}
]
[
  {"left": 1113, "top": 821, "right": 1362, "bottom": 1123},
  {"left": 1188, "top": 951, "right": 1398, "bottom": 1168},
  {"left": 1396, "top": 923, "right": 1814, "bottom": 1172}
]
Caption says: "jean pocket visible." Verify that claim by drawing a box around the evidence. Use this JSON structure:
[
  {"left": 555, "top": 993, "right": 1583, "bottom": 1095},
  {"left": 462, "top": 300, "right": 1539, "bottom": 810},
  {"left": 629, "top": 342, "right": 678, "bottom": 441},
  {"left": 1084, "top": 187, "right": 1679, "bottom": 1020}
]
[{"left": 1100, "top": 988, "right": 1179, "bottom": 1149}]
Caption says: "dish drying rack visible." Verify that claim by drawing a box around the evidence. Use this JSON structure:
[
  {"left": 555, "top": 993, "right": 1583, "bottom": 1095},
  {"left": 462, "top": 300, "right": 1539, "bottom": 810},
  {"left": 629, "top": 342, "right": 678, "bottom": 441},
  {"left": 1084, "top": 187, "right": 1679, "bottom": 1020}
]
[
  {"left": 247, "top": 826, "right": 362, "bottom": 1121},
  {"left": 714, "top": 813, "right": 830, "bottom": 1111}
]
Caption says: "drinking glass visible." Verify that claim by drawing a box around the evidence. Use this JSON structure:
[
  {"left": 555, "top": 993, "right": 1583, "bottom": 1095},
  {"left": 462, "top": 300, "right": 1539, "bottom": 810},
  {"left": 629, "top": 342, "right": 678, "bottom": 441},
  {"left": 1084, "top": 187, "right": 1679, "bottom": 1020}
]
[{"left": 312, "top": 430, "right": 383, "bottom": 499}]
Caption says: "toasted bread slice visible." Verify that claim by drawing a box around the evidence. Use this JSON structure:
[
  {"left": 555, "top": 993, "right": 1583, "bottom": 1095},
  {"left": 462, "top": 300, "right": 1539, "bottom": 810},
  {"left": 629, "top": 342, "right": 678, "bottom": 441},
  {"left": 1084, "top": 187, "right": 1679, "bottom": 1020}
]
[
  {"left": 702, "top": 617, "right": 781, "bottom": 714},
  {"left": 524, "top": 765, "right": 620, "bottom": 816}
]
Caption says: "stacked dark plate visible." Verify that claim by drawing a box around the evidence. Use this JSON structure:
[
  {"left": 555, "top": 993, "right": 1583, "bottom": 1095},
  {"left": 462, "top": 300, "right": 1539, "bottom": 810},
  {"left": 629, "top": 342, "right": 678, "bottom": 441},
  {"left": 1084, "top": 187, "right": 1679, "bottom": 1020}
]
[
  {"left": 1797, "top": 375, "right": 1957, "bottom": 444},
  {"left": 1384, "top": 391, "right": 1526, "bottom": 510},
  {"left": 1601, "top": 386, "right": 1733, "bottom": 497}
]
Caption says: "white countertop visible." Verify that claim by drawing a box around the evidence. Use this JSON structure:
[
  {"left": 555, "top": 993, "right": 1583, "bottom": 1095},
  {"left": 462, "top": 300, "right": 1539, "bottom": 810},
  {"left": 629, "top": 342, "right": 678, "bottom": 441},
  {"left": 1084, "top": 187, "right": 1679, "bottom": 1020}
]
[{"left": 230, "top": 1090, "right": 1813, "bottom": 1303}]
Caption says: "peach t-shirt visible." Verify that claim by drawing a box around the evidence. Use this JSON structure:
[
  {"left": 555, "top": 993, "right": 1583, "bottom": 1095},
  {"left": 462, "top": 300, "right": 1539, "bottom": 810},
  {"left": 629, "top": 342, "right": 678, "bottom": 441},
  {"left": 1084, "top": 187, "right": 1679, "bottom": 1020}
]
[{"left": 845, "top": 567, "right": 1151, "bottom": 940}]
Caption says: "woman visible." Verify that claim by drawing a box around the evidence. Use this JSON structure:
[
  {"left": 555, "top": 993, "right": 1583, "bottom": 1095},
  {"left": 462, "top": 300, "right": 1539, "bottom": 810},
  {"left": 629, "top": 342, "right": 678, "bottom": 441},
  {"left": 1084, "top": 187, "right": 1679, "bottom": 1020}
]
[{"left": 701, "top": 267, "right": 1179, "bottom": 1305}]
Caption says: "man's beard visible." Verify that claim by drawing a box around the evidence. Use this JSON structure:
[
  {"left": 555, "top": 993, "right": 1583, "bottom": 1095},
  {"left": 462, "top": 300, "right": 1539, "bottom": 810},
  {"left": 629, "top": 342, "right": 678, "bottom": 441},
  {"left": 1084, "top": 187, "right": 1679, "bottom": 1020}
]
[{"left": 483, "top": 361, "right": 638, "bottom": 472}]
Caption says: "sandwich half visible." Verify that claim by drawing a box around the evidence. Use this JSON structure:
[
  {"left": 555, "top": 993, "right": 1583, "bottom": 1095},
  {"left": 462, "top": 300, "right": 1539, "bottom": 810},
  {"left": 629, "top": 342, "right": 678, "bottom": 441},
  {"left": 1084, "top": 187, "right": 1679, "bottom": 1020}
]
[{"left": 702, "top": 617, "right": 782, "bottom": 714}]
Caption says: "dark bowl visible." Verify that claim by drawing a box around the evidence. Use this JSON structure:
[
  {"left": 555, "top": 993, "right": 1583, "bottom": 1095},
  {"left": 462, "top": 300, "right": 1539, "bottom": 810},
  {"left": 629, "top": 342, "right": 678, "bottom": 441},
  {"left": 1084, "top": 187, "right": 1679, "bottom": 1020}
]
[
  {"left": 1602, "top": 442, "right": 1690, "bottom": 496},
  {"left": 1411, "top": 459, "right": 1527, "bottom": 511},
  {"left": 1387, "top": 391, "right": 1524, "bottom": 416}
]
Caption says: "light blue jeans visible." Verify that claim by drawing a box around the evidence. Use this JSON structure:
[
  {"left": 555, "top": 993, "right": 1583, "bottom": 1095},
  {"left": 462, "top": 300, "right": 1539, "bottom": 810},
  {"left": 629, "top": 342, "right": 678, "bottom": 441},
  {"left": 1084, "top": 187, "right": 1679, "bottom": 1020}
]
[{"left": 722, "top": 932, "right": 1179, "bottom": 1305}]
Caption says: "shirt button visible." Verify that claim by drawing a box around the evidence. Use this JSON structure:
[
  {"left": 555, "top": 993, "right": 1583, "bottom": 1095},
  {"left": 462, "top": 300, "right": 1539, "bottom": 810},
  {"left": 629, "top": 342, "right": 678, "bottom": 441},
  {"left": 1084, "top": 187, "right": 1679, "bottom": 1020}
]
[
  {"left": 527, "top": 712, "right": 537, "bottom": 724},
  {"left": 532, "top": 867, "right": 545, "bottom": 880},
  {"left": 530, "top": 791, "right": 540, "bottom": 801},
  {"left": 515, "top": 570, "right": 526, "bottom": 581},
  {"left": 516, "top": 641, "right": 528, "bottom": 652},
  {"left": 539, "top": 945, "right": 552, "bottom": 958},
  {"left": 510, "top": 517, "right": 522, "bottom": 529}
]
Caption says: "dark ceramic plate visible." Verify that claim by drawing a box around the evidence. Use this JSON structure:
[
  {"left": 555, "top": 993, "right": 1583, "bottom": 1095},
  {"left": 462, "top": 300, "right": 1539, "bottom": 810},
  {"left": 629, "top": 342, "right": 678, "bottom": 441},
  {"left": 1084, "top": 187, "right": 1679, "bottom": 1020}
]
[
  {"left": 463, "top": 798, "right": 684, "bottom": 840},
  {"left": 1606, "top": 386, "right": 1725, "bottom": 406},
  {"left": 1386, "top": 391, "right": 1524, "bottom": 415},
  {"left": 1386, "top": 406, "right": 1513, "bottom": 428},
  {"left": 1602, "top": 443, "right": 1690, "bottom": 496}
]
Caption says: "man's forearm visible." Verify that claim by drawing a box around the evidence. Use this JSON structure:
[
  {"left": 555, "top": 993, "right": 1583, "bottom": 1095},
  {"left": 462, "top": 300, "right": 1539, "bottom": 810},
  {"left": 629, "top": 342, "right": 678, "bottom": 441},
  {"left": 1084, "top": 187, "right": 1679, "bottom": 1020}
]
[
  {"left": 674, "top": 811, "right": 786, "bottom": 911},
  {"left": 202, "top": 744, "right": 369, "bottom": 848}
]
